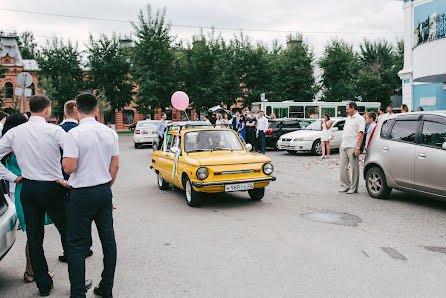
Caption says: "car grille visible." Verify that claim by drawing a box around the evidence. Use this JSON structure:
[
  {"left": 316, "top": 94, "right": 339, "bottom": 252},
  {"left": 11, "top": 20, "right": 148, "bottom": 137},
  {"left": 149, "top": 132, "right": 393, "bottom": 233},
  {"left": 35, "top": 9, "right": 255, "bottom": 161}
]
[{"left": 281, "top": 138, "right": 292, "bottom": 142}]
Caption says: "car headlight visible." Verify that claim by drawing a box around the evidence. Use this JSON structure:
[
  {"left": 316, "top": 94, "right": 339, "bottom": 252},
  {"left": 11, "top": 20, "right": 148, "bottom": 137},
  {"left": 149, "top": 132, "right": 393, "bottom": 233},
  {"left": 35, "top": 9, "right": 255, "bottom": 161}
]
[
  {"left": 293, "top": 137, "right": 313, "bottom": 142},
  {"left": 263, "top": 163, "right": 274, "bottom": 175},
  {"left": 196, "top": 167, "right": 209, "bottom": 180}
]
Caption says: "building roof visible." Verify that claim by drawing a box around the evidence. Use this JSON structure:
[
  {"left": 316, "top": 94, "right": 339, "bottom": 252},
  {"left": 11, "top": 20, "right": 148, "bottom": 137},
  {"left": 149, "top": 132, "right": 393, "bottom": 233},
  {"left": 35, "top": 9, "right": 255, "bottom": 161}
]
[{"left": 0, "top": 31, "right": 23, "bottom": 66}]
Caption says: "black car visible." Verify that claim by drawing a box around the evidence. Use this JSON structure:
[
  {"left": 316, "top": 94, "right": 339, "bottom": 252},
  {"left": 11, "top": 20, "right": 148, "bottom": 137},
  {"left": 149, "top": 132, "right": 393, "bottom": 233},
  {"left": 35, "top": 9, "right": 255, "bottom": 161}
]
[{"left": 266, "top": 118, "right": 311, "bottom": 149}]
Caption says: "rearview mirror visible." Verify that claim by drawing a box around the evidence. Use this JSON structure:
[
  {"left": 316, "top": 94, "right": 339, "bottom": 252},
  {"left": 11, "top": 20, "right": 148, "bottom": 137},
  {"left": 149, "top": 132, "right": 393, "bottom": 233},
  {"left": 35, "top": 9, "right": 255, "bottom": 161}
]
[
  {"left": 171, "top": 146, "right": 181, "bottom": 155},
  {"left": 442, "top": 142, "right": 446, "bottom": 151},
  {"left": 245, "top": 143, "right": 253, "bottom": 152}
]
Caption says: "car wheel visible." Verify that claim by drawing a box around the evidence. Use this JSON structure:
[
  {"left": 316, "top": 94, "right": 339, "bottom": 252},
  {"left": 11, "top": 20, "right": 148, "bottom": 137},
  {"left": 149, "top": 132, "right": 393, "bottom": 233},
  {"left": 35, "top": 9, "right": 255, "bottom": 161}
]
[
  {"left": 311, "top": 139, "right": 322, "bottom": 156},
  {"left": 287, "top": 150, "right": 296, "bottom": 155},
  {"left": 248, "top": 187, "right": 265, "bottom": 200},
  {"left": 134, "top": 143, "right": 140, "bottom": 149},
  {"left": 157, "top": 171, "right": 169, "bottom": 190},
  {"left": 184, "top": 176, "right": 203, "bottom": 207},
  {"left": 366, "top": 166, "right": 392, "bottom": 199}
]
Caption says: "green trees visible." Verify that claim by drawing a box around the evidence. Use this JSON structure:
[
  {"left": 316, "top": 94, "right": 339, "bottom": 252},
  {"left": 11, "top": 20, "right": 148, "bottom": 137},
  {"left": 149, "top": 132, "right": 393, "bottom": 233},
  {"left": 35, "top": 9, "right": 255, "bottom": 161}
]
[
  {"left": 86, "top": 34, "right": 134, "bottom": 113},
  {"left": 17, "top": 31, "right": 39, "bottom": 60},
  {"left": 37, "top": 38, "right": 84, "bottom": 118},
  {"left": 319, "top": 39, "right": 359, "bottom": 102},
  {"left": 131, "top": 5, "right": 177, "bottom": 114}
]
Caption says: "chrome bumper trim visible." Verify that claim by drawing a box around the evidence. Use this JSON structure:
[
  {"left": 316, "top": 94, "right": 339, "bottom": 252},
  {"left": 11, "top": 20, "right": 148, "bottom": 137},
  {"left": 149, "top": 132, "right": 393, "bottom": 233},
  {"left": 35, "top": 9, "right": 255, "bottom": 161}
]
[{"left": 192, "top": 176, "right": 276, "bottom": 188}]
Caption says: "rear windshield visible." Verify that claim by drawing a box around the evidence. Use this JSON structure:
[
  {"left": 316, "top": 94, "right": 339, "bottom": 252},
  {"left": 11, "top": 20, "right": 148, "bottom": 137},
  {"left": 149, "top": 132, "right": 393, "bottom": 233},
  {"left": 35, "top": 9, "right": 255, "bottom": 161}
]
[
  {"left": 380, "top": 119, "right": 394, "bottom": 138},
  {"left": 138, "top": 122, "right": 158, "bottom": 128},
  {"left": 268, "top": 121, "right": 280, "bottom": 128}
]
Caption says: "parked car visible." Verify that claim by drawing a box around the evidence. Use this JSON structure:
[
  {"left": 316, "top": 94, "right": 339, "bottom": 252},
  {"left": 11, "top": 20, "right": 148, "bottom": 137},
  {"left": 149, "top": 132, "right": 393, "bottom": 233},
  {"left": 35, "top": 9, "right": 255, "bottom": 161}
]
[
  {"left": 0, "top": 181, "right": 18, "bottom": 261},
  {"left": 265, "top": 118, "right": 311, "bottom": 149},
  {"left": 364, "top": 112, "right": 446, "bottom": 200},
  {"left": 151, "top": 127, "right": 276, "bottom": 207},
  {"left": 134, "top": 120, "right": 159, "bottom": 149},
  {"left": 277, "top": 118, "right": 346, "bottom": 155}
]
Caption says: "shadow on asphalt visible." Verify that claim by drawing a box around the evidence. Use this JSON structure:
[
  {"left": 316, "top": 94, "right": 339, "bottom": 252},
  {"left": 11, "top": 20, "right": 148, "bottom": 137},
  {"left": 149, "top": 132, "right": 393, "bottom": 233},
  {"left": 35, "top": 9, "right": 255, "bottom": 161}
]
[{"left": 388, "top": 191, "right": 446, "bottom": 211}]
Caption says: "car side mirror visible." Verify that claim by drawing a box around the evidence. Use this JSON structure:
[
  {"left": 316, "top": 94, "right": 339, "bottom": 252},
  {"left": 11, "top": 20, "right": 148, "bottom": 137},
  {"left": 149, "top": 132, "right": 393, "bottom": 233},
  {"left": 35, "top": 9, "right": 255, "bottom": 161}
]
[
  {"left": 245, "top": 143, "right": 253, "bottom": 152},
  {"left": 332, "top": 127, "right": 339, "bottom": 132},
  {"left": 171, "top": 146, "right": 181, "bottom": 155},
  {"left": 442, "top": 142, "right": 446, "bottom": 151}
]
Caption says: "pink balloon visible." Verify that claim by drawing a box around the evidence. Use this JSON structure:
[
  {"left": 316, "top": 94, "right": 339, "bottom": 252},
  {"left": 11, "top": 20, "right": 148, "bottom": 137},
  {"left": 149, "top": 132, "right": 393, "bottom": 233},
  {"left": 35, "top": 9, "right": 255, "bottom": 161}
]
[{"left": 171, "top": 91, "right": 189, "bottom": 111}]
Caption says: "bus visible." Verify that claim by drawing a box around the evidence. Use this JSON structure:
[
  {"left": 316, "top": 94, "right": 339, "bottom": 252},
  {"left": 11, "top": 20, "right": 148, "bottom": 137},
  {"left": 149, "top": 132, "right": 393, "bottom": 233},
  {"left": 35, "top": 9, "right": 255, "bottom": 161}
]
[{"left": 250, "top": 101, "right": 381, "bottom": 119}]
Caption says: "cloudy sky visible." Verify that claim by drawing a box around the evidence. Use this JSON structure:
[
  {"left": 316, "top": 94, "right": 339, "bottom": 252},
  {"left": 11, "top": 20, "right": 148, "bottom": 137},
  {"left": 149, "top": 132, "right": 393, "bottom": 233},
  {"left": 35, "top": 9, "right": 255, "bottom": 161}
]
[{"left": 0, "top": 0, "right": 404, "bottom": 57}]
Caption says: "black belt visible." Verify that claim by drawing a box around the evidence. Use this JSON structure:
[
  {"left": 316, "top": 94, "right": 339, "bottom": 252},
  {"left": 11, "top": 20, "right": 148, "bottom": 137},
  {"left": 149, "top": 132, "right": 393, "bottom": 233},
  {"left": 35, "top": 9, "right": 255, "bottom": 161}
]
[
  {"left": 72, "top": 182, "right": 110, "bottom": 190},
  {"left": 23, "top": 178, "right": 58, "bottom": 184}
]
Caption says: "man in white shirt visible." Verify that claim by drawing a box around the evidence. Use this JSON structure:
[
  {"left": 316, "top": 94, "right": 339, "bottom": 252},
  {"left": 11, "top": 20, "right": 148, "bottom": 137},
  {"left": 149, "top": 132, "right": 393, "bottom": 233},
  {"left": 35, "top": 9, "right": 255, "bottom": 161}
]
[
  {"left": 0, "top": 95, "right": 69, "bottom": 296},
  {"left": 62, "top": 93, "right": 119, "bottom": 298},
  {"left": 339, "top": 102, "right": 365, "bottom": 194},
  {"left": 0, "top": 111, "right": 8, "bottom": 138},
  {"left": 256, "top": 111, "right": 268, "bottom": 154}
]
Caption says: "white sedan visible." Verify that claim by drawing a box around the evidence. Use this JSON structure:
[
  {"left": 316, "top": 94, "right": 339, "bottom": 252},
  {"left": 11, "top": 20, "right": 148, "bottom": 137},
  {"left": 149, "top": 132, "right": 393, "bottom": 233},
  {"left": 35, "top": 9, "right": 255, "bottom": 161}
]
[
  {"left": 133, "top": 120, "right": 159, "bottom": 149},
  {"left": 277, "top": 118, "right": 346, "bottom": 155}
]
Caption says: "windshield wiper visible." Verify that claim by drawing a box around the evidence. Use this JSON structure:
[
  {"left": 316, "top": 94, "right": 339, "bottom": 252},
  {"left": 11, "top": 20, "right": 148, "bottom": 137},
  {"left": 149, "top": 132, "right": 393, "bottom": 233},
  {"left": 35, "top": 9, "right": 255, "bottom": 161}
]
[
  {"left": 212, "top": 147, "right": 233, "bottom": 151},
  {"left": 188, "top": 149, "right": 213, "bottom": 153}
]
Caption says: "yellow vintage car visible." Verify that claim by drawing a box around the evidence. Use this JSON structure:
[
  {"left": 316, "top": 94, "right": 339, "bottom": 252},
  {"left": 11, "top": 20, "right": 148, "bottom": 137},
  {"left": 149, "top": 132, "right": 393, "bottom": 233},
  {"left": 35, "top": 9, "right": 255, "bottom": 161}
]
[{"left": 151, "top": 127, "right": 276, "bottom": 207}]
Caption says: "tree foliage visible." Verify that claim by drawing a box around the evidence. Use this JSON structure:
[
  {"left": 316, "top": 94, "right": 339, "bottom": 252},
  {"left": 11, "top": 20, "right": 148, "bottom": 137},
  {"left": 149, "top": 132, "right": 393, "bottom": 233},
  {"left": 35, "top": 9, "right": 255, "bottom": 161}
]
[
  {"left": 17, "top": 31, "right": 39, "bottom": 60},
  {"left": 37, "top": 38, "right": 84, "bottom": 118},
  {"left": 318, "top": 39, "right": 359, "bottom": 101},
  {"left": 86, "top": 34, "right": 134, "bottom": 113},
  {"left": 131, "top": 4, "right": 176, "bottom": 113}
]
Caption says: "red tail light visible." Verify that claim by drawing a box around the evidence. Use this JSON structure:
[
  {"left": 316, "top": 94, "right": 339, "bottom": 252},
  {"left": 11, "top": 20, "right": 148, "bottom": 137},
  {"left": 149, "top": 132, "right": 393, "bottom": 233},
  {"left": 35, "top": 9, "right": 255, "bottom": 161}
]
[
  {"left": 266, "top": 128, "right": 272, "bottom": 135},
  {"left": 135, "top": 129, "right": 140, "bottom": 134}
]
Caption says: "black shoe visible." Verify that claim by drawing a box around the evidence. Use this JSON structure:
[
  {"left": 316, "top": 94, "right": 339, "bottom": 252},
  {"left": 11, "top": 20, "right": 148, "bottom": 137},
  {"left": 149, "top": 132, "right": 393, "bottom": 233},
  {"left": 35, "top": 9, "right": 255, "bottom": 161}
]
[
  {"left": 40, "top": 284, "right": 53, "bottom": 296},
  {"left": 94, "top": 286, "right": 113, "bottom": 297},
  {"left": 85, "top": 279, "right": 93, "bottom": 291},
  {"left": 59, "top": 250, "right": 93, "bottom": 263}
]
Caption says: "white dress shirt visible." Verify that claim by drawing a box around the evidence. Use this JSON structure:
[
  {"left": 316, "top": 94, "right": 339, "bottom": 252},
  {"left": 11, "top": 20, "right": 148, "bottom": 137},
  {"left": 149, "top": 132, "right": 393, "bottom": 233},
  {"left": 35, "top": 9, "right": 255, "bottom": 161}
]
[
  {"left": 341, "top": 112, "right": 366, "bottom": 148},
  {"left": 0, "top": 116, "right": 66, "bottom": 182},
  {"left": 63, "top": 117, "right": 119, "bottom": 188},
  {"left": 256, "top": 116, "right": 269, "bottom": 133}
]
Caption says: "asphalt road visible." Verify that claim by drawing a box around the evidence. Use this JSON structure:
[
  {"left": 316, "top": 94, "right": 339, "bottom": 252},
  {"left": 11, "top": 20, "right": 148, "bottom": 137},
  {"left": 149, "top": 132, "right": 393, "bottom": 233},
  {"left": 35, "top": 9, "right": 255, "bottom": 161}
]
[{"left": 1, "top": 135, "right": 446, "bottom": 297}]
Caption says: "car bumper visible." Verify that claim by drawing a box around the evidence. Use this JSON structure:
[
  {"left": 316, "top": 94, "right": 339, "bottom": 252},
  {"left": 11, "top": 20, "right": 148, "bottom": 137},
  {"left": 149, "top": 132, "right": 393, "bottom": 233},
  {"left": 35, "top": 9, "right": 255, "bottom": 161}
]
[
  {"left": 134, "top": 135, "right": 156, "bottom": 144},
  {"left": 0, "top": 200, "right": 18, "bottom": 261},
  {"left": 192, "top": 176, "right": 276, "bottom": 189},
  {"left": 277, "top": 141, "right": 313, "bottom": 151}
]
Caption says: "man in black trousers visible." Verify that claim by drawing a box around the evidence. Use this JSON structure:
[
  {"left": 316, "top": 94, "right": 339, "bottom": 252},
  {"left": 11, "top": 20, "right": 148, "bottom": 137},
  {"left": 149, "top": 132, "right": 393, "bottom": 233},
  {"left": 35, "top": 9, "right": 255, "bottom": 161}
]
[
  {"left": 62, "top": 93, "right": 119, "bottom": 298},
  {"left": 0, "top": 94, "right": 92, "bottom": 296}
]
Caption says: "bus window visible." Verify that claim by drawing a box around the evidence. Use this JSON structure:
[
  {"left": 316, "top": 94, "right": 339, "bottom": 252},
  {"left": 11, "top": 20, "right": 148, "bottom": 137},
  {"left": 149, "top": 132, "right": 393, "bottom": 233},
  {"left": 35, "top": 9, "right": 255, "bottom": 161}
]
[
  {"left": 337, "top": 106, "right": 347, "bottom": 117},
  {"left": 266, "top": 106, "right": 272, "bottom": 116},
  {"left": 366, "top": 107, "right": 378, "bottom": 112},
  {"left": 321, "top": 107, "right": 335, "bottom": 118},
  {"left": 305, "top": 106, "right": 319, "bottom": 119},
  {"left": 289, "top": 106, "right": 304, "bottom": 118}
]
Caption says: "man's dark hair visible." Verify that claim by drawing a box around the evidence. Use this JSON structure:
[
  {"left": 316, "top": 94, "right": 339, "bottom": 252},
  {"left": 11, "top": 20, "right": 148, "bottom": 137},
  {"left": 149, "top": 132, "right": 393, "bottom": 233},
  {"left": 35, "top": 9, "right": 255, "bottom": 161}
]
[
  {"left": 76, "top": 93, "right": 98, "bottom": 114},
  {"left": 0, "top": 111, "right": 9, "bottom": 121},
  {"left": 2, "top": 113, "right": 28, "bottom": 136},
  {"left": 161, "top": 112, "right": 166, "bottom": 117},
  {"left": 348, "top": 101, "right": 358, "bottom": 111},
  {"left": 367, "top": 112, "right": 377, "bottom": 121},
  {"left": 379, "top": 106, "right": 386, "bottom": 113},
  {"left": 29, "top": 94, "right": 51, "bottom": 113}
]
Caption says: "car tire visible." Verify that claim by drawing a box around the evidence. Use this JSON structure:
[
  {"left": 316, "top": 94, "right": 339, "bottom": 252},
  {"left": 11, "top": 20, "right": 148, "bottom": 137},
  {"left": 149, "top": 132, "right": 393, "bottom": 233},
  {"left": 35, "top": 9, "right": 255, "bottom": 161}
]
[
  {"left": 183, "top": 176, "right": 203, "bottom": 207},
  {"left": 248, "top": 187, "right": 265, "bottom": 200},
  {"left": 157, "top": 171, "right": 169, "bottom": 190},
  {"left": 287, "top": 150, "right": 296, "bottom": 155},
  {"left": 134, "top": 143, "right": 140, "bottom": 149},
  {"left": 311, "top": 139, "right": 322, "bottom": 156},
  {"left": 365, "top": 166, "right": 392, "bottom": 199}
]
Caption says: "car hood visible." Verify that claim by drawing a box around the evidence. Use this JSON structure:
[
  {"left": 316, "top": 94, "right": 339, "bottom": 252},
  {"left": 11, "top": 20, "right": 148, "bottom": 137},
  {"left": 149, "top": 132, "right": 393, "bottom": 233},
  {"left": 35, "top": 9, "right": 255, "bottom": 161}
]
[
  {"left": 281, "top": 130, "right": 321, "bottom": 139},
  {"left": 184, "top": 151, "right": 270, "bottom": 166}
]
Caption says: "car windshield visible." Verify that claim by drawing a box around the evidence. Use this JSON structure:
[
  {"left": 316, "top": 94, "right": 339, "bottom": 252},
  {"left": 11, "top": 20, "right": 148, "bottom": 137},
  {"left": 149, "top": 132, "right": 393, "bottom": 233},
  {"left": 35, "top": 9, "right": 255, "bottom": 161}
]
[
  {"left": 138, "top": 122, "right": 158, "bottom": 128},
  {"left": 304, "top": 120, "right": 322, "bottom": 131},
  {"left": 184, "top": 130, "right": 244, "bottom": 153}
]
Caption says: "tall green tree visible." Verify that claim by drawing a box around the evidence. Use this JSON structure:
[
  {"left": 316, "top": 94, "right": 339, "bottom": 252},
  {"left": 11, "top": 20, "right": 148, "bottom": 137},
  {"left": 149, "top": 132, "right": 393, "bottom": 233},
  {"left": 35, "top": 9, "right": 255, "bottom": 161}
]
[
  {"left": 37, "top": 38, "right": 84, "bottom": 118},
  {"left": 357, "top": 39, "right": 401, "bottom": 106},
  {"left": 274, "top": 34, "right": 317, "bottom": 102},
  {"left": 131, "top": 4, "right": 176, "bottom": 113},
  {"left": 86, "top": 34, "right": 134, "bottom": 113},
  {"left": 319, "top": 39, "right": 360, "bottom": 101},
  {"left": 17, "top": 31, "right": 39, "bottom": 59}
]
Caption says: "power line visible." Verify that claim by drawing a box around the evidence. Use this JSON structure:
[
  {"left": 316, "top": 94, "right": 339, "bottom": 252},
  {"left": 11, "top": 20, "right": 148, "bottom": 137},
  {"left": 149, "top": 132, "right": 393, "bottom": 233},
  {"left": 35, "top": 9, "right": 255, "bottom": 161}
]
[{"left": 0, "top": 8, "right": 404, "bottom": 35}]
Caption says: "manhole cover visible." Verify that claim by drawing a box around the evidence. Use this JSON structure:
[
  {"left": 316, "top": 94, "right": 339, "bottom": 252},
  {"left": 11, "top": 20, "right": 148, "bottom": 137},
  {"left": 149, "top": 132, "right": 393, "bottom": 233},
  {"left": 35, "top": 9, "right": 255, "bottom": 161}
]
[{"left": 301, "top": 212, "right": 361, "bottom": 227}]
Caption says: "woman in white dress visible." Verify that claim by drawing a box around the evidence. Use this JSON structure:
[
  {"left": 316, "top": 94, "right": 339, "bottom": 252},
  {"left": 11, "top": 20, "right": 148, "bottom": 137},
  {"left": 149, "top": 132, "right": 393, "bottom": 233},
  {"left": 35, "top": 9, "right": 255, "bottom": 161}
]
[
  {"left": 320, "top": 114, "right": 333, "bottom": 159},
  {"left": 222, "top": 113, "right": 230, "bottom": 128},
  {"left": 215, "top": 113, "right": 224, "bottom": 128}
]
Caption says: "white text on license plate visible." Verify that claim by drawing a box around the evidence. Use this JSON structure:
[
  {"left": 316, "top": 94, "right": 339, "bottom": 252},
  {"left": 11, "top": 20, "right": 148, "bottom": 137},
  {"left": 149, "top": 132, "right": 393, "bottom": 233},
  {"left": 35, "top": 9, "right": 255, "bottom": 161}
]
[{"left": 225, "top": 183, "right": 254, "bottom": 192}]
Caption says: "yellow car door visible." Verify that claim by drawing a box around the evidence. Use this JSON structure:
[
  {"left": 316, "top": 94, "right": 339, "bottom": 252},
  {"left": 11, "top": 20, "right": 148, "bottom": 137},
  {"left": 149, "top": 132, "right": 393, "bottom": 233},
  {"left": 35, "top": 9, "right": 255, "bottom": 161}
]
[{"left": 158, "top": 133, "right": 174, "bottom": 181}]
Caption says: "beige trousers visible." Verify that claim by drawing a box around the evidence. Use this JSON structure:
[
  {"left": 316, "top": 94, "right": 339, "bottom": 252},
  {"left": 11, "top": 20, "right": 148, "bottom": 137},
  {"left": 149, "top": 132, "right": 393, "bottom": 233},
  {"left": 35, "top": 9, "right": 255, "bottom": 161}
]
[{"left": 340, "top": 147, "right": 360, "bottom": 192}]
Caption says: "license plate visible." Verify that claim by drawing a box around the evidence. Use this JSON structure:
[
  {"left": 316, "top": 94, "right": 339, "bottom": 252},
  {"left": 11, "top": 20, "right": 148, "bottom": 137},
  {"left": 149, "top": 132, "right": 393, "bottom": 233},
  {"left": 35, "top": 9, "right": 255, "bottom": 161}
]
[
  {"left": 282, "top": 142, "right": 290, "bottom": 147},
  {"left": 225, "top": 183, "right": 254, "bottom": 192}
]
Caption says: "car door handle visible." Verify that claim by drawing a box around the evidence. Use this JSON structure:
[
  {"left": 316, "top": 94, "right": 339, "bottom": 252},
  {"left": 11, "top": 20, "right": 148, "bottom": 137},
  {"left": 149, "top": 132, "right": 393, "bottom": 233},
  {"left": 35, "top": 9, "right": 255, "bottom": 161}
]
[
  {"left": 417, "top": 153, "right": 426, "bottom": 159},
  {"left": 382, "top": 146, "right": 389, "bottom": 152}
]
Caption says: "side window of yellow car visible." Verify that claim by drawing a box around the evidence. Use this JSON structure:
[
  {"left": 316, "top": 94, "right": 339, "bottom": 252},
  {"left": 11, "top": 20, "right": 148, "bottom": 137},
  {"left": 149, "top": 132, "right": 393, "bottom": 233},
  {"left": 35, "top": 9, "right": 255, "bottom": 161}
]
[
  {"left": 164, "top": 133, "right": 174, "bottom": 151},
  {"left": 171, "top": 134, "right": 182, "bottom": 154}
]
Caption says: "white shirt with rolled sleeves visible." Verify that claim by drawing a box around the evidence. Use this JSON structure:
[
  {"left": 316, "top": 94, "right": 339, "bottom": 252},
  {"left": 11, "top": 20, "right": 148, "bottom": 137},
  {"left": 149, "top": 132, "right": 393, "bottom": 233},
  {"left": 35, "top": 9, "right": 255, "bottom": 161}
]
[
  {"left": 63, "top": 117, "right": 119, "bottom": 188},
  {"left": 256, "top": 116, "right": 268, "bottom": 134},
  {"left": 0, "top": 116, "right": 65, "bottom": 182},
  {"left": 341, "top": 112, "right": 366, "bottom": 148}
]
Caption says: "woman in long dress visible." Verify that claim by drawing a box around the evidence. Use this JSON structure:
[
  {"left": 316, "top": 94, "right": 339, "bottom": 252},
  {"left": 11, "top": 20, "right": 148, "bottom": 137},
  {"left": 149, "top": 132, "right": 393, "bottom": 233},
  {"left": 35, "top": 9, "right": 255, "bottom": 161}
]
[
  {"left": 320, "top": 114, "right": 333, "bottom": 159},
  {"left": 237, "top": 115, "right": 247, "bottom": 143},
  {"left": 215, "top": 113, "right": 224, "bottom": 128},
  {"left": 1, "top": 114, "right": 53, "bottom": 282}
]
